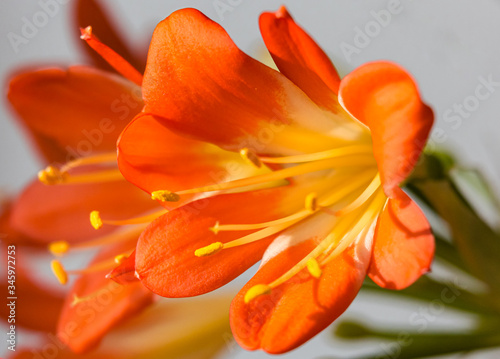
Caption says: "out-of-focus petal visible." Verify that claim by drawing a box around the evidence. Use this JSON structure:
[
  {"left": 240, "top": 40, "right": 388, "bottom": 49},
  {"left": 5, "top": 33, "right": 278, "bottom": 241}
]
[
  {"left": 57, "top": 240, "right": 154, "bottom": 353},
  {"left": 7, "top": 66, "right": 142, "bottom": 164},
  {"left": 10, "top": 173, "right": 156, "bottom": 245},
  {"left": 15, "top": 295, "right": 231, "bottom": 359},
  {"left": 0, "top": 246, "right": 64, "bottom": 332}
]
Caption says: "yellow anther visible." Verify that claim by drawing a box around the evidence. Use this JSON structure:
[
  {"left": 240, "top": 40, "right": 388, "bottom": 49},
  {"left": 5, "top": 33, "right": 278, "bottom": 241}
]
[
  {"left": 306, "top": 258, "right": 322, "bottom": 279},
  {"left": 194, "top": 242, "right": 224, "bottom": 257},
  {"left": 244, "top": 284, "right": 271, "bottom": 304},
  {"left": 114, "top": 254, "right": 128, "bottom": 265},
  {"left": 51, "top": 260, "right": 68, "bottom": 285},
  {"left": 151, "top": 190, "right": 180, "bottom": 202},
  {"left": 90, "top": 211, "right": 103, "bottom": 230},
  {"left": 38, "top": 166, "right": 67, "bottom": 185},
  {"left": 240, "top": 148, "right": 262, "bottom": 168},
  {"left": 305, "top": 192, "right": 318, "bottom": 212},
  {"left": 49, "top": 241, "right": 69, "bottom": 256},
  {"left": 209, "top": 221, "right": 220, "bottom": 235}
]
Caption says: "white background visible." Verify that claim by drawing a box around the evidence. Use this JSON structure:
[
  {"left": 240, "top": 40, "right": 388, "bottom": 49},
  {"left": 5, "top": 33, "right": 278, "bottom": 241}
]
[{"left": 1, "top": 1, "right": 500, "bottom": 358}]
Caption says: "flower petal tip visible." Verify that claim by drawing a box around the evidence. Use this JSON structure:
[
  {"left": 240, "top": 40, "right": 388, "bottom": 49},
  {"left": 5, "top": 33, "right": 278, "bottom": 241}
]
[{"left": 276, "top": 6, "right": 290, "bottom": 19}]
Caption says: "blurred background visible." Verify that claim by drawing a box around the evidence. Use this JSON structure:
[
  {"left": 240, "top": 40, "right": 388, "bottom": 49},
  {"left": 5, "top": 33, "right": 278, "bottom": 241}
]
[{"left": 1, "top": 0, "right": 500, "bottom": 358}]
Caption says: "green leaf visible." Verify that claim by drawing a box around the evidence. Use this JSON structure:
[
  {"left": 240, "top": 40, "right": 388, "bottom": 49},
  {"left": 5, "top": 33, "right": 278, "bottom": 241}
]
[
  {"left": 411, "top": 179, "right": 500, "bottom": 301},
  {"left": 334, "top": 321, "right": 500, "bottom": 359},
  {"left": 362, "top": 275, "right": 496, "bottom": 316}
]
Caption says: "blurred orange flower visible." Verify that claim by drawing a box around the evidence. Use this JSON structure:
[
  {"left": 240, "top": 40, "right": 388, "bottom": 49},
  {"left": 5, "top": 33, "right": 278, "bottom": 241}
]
[{"left": 3, "top": 0, "right": 155, "bottom": 353}]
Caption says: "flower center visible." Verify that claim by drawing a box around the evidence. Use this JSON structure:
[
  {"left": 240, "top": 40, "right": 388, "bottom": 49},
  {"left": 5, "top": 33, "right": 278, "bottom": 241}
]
[{"left": 147, "top": 144, "right": 385, "bottom": 303}]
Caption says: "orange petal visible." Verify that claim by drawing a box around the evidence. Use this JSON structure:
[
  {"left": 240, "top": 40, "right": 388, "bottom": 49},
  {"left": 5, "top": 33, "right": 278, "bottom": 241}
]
[
  {"left": 368, "top": 188, "right": 434, "bottom": 289},
  {"left": 74, "top": 0, "right": 146, "bottom": 73},
  {"left": 28, "top": 131, "right": 71, "bottom": 165},
  {"left": 57, "top": 240, "right": 154, "bottom": 354},
  {"left": 142, "top": 9, "right": 348, "bottom": 155},
  {"left": 7, "top": 66, "right": 142, "bottom": 163},
  {"left": 338, "top": 62, "right": 434, "bottom": 197},
  {"left": 135, "top": 188, "right": 302, "bottom": 297},
  {"left": 0, "top": 199, "right": 43, "bottom": 247},
  {"left": 10, "top": 172, "right": 156, "bottom": 245},
  {"left": 118, "top": 113, "right": 274, "bottom": 207},
  {"left": 230, "top": 234, "right": 372, "bottom": 353},
  {"left": 259, "top": 6, "right": 341, "bottom": 111}
]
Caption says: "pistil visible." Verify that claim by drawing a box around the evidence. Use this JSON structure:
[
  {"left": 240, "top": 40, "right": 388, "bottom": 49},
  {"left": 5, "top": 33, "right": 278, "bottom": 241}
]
[{"left": 80, "top": 26, "right": 143, "bottom": 86}]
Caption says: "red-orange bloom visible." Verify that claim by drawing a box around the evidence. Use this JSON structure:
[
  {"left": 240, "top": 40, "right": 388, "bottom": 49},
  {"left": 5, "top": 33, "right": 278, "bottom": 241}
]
[{"left": 117, "top": 6, "right": 435, "bottom": 353}]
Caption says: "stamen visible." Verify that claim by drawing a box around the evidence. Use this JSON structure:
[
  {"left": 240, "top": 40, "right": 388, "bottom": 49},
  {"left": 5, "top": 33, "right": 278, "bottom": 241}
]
[
  {"left": 222, "top": 216, "right": 305, "bottom": 249},
  {"left": 90, "top": 209, "right": 167, "bottom": 227},
  {"left": 66, "top": 258, "right": 117, "bottom": 275},
  {"left": 240, "top": 148, "right": 262, "bottom": 168},
  {"left": 266, "top": 203, "right": 372, "bottom": 290},
  {"left": 151, "top": 190, "right": 180, "bottom": 202},
  {"left": 335, "top": 173, "right": 381, "bottom": 216},
  {"left": 55, "top": 225, "right": 145, "bottom": 252},
  {"left": 212, "top": 211, "right": 308, "bottom": 233},
  {"left": 211, "top": 169, "right": 375, "bottom": 235},
  {"left": 259, "top": 145, "right": 373, "bottom": 164},
  {"left": 38, "top": 166, "right": 123, "bottom": 185},
  {"left": 305, "top": 193, "right": 318, "bottom": 212},
  {"left": 38, "top": 166, "right": 67, "bottom": 185},
  {"left": 60, "top": 152, "right": 117, "bottom": 173},
  {"left": 90, "top": 211, "right": 103, "bottom": 230},
  {"left": 244, "top": 284, "right": 271, "bottom": 304},
  {"left": 80, "top": 26, "right": 143, "bottom": 86},
  {"left": 306, "top": 258, "right": 322, "bottom": 279},
  {"left": 321, "top": 190, "right": 387, "bottom": 265},
  {"left": 199, "top": 169, "right": 376, "bottom": 263},
  {"left": 318, "top": 169, "right": 376, "bottom": 209},
  {"left": 267, "top": 233, "right": 334, "bottom": 289},
  {"left": 195, "top": 215, "right": 305, "bottom": 257},
  {"left": 194, "top": 242, "right": 224, "bottom": 257},
  {"left": 51, "top": 251, "right": 134, "bottom": 287},
  {"left": 51, "top": 260, "right": 68, "bottom": 285},
  {"left": 267, "top": 189, "right": 387, "bottom": 290},
  {"left": 173, "top": 156, "right": 375, "bottom": 198},
  {"left": 49, "top": 241, "right": 69, "bottom": 256}
]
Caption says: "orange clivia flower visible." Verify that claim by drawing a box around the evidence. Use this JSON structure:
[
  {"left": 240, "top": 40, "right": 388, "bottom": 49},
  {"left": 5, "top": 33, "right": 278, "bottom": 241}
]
[{"left": 115, "top": 6, "right": 436, "bottom": 353}]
